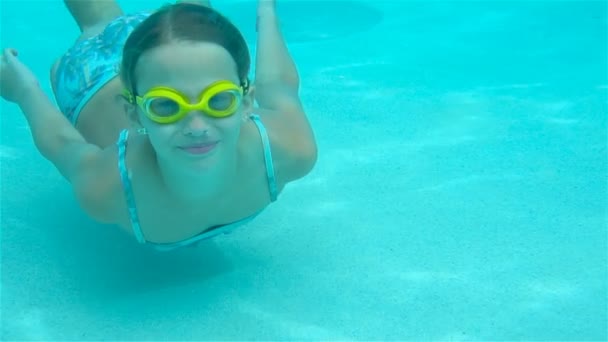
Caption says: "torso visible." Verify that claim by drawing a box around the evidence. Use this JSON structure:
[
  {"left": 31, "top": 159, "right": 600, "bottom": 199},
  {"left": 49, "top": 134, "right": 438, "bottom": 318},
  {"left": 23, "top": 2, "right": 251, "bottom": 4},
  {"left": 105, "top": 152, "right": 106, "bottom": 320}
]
[{"left": 113, "top": 123, "right": 279, "bottom": 243}]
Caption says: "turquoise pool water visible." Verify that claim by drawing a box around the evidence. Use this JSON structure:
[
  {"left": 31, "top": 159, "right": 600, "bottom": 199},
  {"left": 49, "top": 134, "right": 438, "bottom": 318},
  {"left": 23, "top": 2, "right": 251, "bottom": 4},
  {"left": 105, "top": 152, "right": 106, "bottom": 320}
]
[{"left": 1, "top": 0, "right": 606, "bottom": 340}]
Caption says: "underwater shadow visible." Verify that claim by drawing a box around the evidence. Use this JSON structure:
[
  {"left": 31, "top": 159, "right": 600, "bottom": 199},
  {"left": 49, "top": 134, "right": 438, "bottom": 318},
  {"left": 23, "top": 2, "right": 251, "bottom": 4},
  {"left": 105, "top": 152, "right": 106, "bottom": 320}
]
[{"left": 30, "top": 187, "right": 235, "bottom": 299}]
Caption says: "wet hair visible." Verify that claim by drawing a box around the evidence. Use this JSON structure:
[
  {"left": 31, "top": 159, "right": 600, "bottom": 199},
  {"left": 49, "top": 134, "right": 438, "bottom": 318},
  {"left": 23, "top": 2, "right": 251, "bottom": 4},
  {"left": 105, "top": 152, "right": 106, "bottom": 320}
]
[{"left": 120, "top": 3, "right": 250, "bottom": 96}]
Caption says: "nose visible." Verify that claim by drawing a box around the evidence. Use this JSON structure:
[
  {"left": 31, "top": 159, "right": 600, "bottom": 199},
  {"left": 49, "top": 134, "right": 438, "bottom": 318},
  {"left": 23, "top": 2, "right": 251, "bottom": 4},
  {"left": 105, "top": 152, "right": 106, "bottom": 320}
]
[{"left": 182, "top": 111, "right": 211, "bottom": 136}]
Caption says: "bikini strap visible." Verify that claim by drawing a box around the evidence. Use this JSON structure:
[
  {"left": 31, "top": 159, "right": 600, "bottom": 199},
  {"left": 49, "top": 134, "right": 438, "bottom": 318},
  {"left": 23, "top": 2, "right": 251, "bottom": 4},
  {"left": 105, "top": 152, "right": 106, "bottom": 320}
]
[
  {"left": 249, "top": 114, "right": 278, "bottom": 201},
  {"left": 116, "top": 129, "right": 147, "bottom": 244}
]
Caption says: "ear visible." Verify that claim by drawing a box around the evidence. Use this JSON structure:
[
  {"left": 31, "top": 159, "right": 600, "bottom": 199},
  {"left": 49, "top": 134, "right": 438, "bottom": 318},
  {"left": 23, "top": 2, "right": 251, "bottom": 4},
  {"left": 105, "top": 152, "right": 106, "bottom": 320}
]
[
  {"left": 115, "top": 93, "right": 142, "bottom": 126},
  {"left": 241, "top": 84, "right": 256, "bottom": 116}
]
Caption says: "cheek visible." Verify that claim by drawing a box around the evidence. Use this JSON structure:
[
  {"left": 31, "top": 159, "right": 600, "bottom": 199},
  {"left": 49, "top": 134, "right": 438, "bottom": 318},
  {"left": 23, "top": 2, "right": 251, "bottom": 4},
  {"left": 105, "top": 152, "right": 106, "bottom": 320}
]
[
  {"left": 145, "top": 125, "right": 175, "bottom": 148},
  {"left": 216, "top": 114, "right": 244, "bottom": 135}
]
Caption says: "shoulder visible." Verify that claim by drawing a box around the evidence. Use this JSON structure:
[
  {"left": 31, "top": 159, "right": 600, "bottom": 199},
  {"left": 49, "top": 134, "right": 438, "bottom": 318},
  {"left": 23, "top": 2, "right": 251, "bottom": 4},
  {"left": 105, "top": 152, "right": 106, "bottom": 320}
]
[
  {"left": 71, "top": 141, "right": 124, "bottom": 224},
  {"left": 248, "top": 105, "right": 318, "bottom": 188},
  {"left": 73, "top": 130, "right": 151, "bottom": 224}
]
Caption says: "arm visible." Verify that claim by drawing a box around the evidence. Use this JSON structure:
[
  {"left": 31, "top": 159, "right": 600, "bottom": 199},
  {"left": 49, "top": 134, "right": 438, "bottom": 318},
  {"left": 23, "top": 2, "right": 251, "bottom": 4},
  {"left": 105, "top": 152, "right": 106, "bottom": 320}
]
[
  {"left": 254, "top": 1, "right": 317, "bottom": 180},
  {"left": 19, "top": 85, "right": 101, "bottom": 183},
  {"left": 2, "top": 48, "right": 119, "bottom": 222},
  {"left": 19, "top": 86, "right": 120, "bottom": 222}
]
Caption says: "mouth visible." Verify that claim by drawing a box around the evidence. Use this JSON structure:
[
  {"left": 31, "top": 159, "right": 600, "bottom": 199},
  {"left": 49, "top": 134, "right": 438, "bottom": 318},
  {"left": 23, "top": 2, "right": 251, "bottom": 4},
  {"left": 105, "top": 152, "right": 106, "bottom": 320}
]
[{"left": 178, "top": 141, "right": 219, "bottom": 155}]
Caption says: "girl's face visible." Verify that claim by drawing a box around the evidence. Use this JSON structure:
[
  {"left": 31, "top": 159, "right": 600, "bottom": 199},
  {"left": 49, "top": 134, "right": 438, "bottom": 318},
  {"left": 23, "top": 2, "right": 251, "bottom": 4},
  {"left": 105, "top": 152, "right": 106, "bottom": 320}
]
[{"left": 132, "top": 41, "right": 253, "bottom": 171}]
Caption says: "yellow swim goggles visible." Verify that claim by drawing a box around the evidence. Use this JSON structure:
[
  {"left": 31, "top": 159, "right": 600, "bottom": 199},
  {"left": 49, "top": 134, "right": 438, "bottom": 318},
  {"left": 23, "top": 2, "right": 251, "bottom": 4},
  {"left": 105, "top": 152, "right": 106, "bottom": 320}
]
[{"left": 126, "top": 80, "right": 244, "bottom": 124}]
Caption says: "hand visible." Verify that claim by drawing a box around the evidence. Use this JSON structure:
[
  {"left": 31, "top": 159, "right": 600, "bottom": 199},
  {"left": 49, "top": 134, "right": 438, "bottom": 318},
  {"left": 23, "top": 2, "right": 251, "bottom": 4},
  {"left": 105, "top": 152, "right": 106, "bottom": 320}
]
[{"left": 0, "top": 48, "right": 40, "bottom": 104}]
